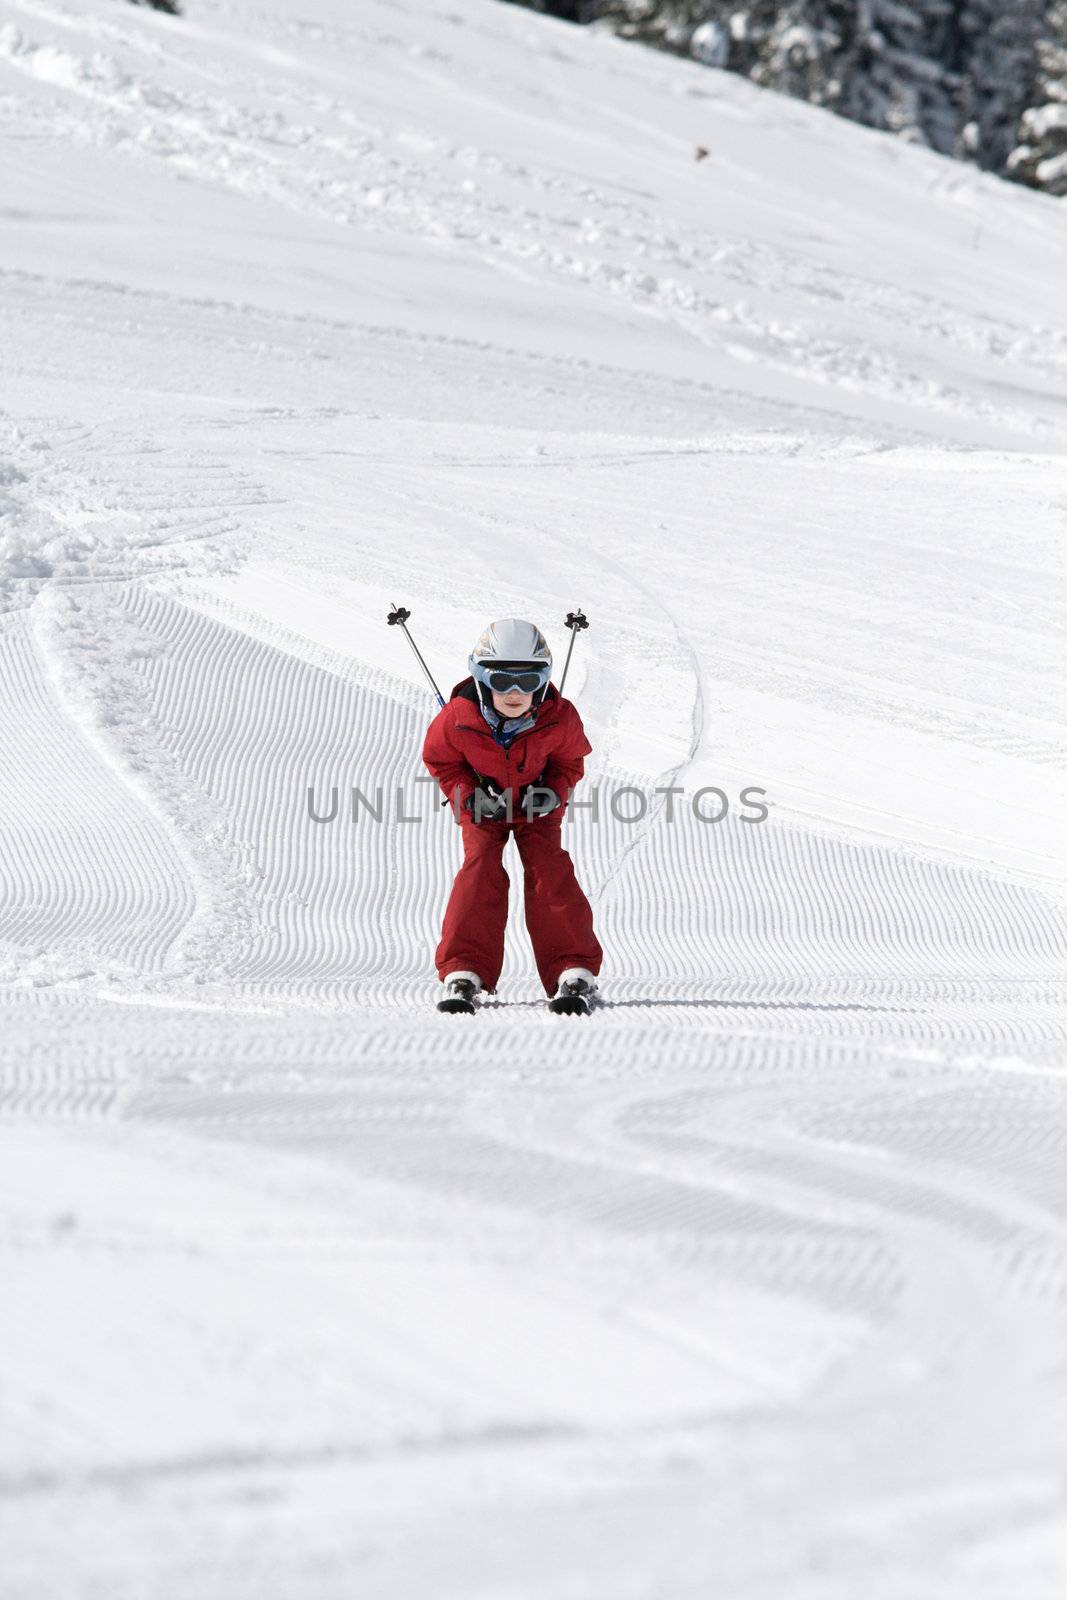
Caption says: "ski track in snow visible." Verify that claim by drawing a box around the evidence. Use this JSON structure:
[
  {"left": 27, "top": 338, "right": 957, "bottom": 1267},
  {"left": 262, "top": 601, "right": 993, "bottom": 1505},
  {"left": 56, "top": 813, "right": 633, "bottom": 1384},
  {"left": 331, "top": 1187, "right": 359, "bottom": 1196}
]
[{"left": 2, "top": 0, "right": 1067, "bottom": 1596}]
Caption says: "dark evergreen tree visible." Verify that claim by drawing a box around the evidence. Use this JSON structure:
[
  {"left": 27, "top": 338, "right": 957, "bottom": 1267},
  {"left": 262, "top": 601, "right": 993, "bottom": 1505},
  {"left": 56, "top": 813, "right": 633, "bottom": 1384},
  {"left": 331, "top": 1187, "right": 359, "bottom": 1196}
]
[
  {"left": 1008, "top": 0, "right": 1067, "bottom": 191},
  {"left": 959, "top": 0, "right": 1043, "bottom": 171},
  {"left": 598, "top": 2, "right": 776, "bottom": 69},
  {"left": 839, "top": 0, "right": 962, "bottom": 153},
  {"left": 751, "top": 3, "right": 852, "bottom": 107}
]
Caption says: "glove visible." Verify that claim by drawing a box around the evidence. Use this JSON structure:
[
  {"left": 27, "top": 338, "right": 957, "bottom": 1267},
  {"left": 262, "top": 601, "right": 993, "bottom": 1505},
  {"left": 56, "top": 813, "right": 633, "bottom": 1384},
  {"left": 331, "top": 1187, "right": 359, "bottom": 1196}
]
[
  {"left": 521, "top": 783, "right": 562, "bottom": 821},
  {"left": 463, "top": 784, "right": 510, "bottom": 824}
]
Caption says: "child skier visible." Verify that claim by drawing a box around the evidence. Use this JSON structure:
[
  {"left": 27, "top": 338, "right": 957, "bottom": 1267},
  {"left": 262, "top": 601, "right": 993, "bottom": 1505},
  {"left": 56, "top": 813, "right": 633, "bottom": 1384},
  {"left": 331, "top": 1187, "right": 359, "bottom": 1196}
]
[{"left": 422, "top": 618, "right": 603, "bottom": 1013}]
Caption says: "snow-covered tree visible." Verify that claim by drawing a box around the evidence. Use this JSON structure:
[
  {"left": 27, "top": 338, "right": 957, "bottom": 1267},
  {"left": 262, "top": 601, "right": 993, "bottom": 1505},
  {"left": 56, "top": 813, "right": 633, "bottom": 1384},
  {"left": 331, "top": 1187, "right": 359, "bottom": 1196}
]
[
  {"left": 958, "top": 0, "right": 1044, "bottom": 171},
  {"left": 751, "top": 4, "right": 851, "bottom": 106},
  {"left": 1007, "top": 1, "right": 1067, "bottom": 192},
  {"left": 836, "top": 0, "right": 963, "bottom": 154},
  {"left": 598, "top": 2, "right": 772, "bottom": 69}
]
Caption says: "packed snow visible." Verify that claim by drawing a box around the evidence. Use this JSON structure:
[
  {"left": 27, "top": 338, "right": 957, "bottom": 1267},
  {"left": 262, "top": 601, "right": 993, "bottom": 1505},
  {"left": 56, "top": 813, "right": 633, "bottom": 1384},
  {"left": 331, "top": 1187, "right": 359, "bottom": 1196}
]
[{"left": 1, "top": 0, "right": 1066, "bottom": 1595}]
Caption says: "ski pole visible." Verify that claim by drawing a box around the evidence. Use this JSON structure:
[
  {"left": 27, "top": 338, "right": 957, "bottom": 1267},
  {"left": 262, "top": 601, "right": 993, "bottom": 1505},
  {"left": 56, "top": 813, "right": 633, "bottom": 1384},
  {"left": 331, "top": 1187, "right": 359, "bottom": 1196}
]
[
  {"left": 557, "top": 609, "right": 589, "bottom": 697},
  {"left": 387, "top": 604, "right": 495, "bottom": 812},
  {"left": 387, "top": 604, "right": 445, "bottom": 708}
]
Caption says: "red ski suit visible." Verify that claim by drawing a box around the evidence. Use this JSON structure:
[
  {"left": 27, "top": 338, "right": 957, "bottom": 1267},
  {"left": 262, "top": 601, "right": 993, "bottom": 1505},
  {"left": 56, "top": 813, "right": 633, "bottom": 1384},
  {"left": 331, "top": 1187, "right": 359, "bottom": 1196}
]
[{"left": 422, "top": 677, "right": 603, "bottom": 997}]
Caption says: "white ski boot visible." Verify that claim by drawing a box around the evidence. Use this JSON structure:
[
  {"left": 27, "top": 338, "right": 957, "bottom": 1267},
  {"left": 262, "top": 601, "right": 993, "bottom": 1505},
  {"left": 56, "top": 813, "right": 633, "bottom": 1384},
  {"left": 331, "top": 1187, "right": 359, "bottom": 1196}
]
[
  {"left": 437, "top": 971, "right": 484, "bottom": 1015},
  {"left": 548, "top": 967, "right": 599, "bottom": 1016}
]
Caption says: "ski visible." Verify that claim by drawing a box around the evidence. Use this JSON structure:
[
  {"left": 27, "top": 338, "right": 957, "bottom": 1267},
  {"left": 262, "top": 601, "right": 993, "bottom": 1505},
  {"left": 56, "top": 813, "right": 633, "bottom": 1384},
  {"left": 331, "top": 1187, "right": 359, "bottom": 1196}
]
[{"left": 548, "top": 992, "right": 590, "bottom": 1015}]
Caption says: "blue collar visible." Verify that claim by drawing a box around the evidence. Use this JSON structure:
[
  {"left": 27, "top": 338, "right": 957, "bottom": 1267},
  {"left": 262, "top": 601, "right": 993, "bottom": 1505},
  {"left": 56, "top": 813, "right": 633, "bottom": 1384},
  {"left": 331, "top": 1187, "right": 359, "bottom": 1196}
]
[{"left": 479, "top": 699, "right": 537, "bottom": 746}]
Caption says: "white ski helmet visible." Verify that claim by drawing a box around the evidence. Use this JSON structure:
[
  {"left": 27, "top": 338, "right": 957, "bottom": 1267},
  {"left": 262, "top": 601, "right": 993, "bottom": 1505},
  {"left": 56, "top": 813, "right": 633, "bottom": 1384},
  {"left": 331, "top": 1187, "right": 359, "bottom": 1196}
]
[{"left": 469, "top": 618, "right": 552, "bottom": 708}]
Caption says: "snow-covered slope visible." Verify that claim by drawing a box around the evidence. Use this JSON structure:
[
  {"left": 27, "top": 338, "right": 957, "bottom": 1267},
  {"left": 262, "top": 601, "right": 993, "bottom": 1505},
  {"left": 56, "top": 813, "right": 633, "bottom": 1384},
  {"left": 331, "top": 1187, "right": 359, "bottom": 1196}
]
[{"left": 2, "top": 2, "right": 1066, "bottom": 1595}]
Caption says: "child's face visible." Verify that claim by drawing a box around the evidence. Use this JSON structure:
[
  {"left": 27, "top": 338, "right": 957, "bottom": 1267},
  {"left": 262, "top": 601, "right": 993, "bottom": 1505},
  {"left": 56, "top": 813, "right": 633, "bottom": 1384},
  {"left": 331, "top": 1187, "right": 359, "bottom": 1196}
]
[{"left": 491, "top": 688, "right": 533, "bottom": 717}]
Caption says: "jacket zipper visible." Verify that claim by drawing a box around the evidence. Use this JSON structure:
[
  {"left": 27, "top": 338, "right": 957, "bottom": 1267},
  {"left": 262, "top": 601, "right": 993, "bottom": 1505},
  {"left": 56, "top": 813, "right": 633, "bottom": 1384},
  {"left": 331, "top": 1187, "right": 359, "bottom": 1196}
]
[{"left": 453, "top": 726, "right": 537, "bottom": 787}]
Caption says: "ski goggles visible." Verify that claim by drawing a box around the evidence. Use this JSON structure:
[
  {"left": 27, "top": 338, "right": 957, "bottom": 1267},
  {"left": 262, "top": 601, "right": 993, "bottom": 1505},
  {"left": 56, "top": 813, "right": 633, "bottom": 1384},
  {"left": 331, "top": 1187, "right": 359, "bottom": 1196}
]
[{"left": 474, "top": 660, "right": 551, "bottom": 694}]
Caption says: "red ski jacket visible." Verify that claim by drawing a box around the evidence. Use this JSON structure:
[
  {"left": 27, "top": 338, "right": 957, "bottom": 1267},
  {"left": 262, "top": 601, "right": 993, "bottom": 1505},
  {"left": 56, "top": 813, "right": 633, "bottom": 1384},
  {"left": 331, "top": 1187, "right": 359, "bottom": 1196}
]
[{"left": 422, "top": 678, "right": 593, "bottom": 821}]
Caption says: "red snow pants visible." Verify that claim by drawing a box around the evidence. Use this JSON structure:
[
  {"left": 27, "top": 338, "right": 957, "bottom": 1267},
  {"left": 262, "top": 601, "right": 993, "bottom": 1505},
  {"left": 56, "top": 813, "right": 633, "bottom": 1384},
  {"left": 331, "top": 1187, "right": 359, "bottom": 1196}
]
[{"left": 436, "top": 809, "right": 603, "bottom": 998}]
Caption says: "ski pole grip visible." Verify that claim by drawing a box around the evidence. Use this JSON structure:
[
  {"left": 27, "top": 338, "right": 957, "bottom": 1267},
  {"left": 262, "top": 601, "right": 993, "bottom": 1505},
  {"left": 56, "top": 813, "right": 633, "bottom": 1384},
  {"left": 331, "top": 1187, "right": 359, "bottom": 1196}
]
[
  {"left": 558, "top": 608, "right": 589, "bottom": 697},
  {"left": 386, "top": 601, "right": 446, "bottom": 706}
]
